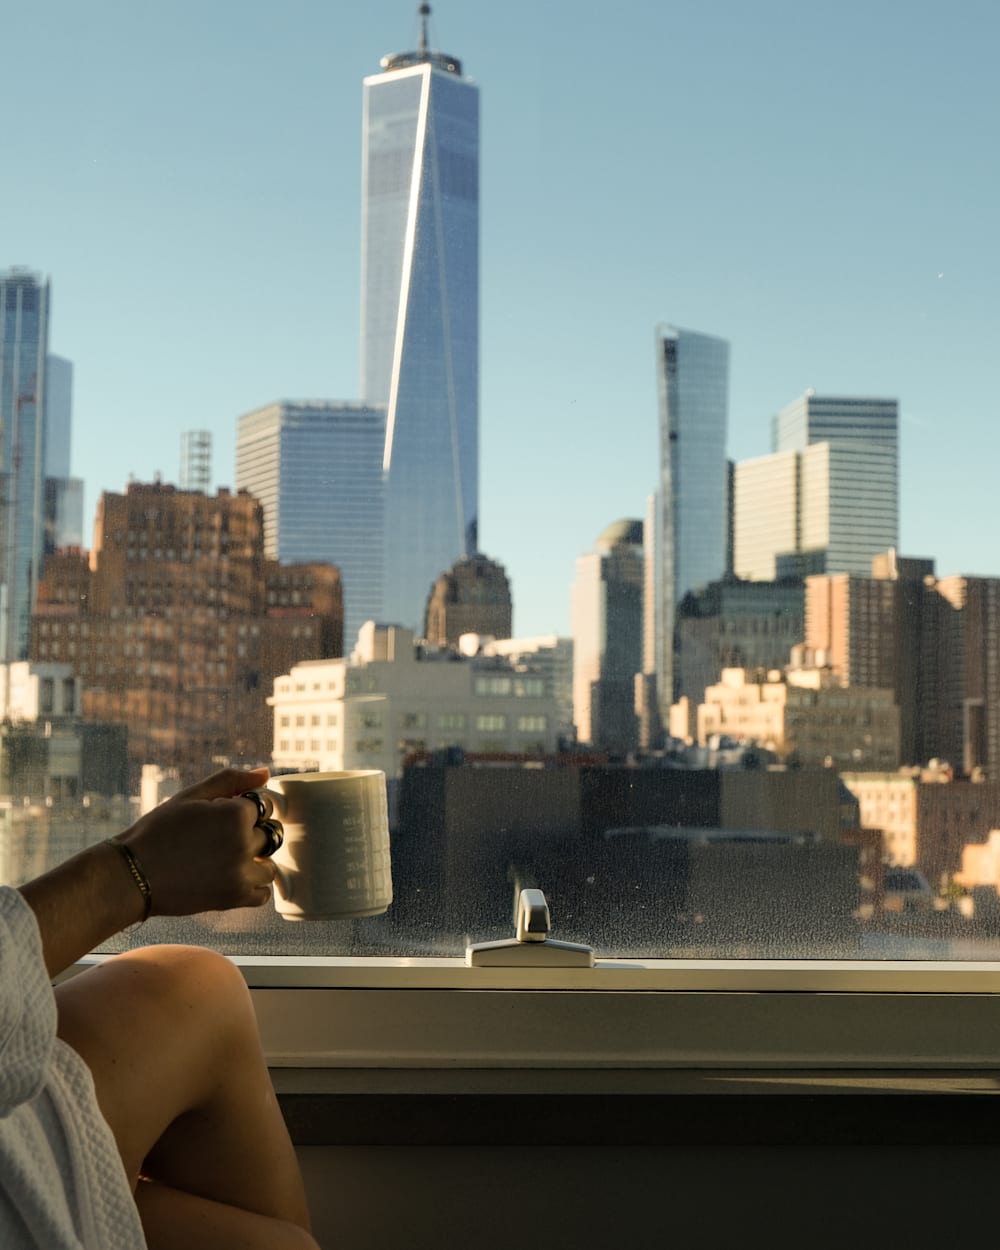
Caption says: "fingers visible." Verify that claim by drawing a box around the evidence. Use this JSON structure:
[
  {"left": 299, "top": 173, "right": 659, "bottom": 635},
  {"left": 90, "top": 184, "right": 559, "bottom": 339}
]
[
  {"left": 240, "top": 789, "right": 274, "bottom": 825},
  {"left": 253, "top": 818, "right": 284, "bottom": 859},
  {"left": 175, "top": 767, "right": 271, "bottom": 805}
]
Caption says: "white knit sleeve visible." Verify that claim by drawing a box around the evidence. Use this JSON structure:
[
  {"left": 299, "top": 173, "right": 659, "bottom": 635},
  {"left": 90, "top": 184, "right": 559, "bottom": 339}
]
[{"left": 0, "top": 887, "right": 57, "bottom": 1118}]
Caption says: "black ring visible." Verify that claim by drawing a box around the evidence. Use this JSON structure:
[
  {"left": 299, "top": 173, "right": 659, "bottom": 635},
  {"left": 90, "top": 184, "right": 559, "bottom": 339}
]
[
  {"left": 241, "top": 790, "right": 269, "bottom": 824},
  {"left": 257, "top": 818, "right": 284, "bottom": 858}
]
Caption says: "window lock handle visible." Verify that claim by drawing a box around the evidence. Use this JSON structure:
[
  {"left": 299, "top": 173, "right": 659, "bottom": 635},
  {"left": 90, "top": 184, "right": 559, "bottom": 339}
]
[{"left": 466, "top": 888, "right": 595, "bottom": 967}]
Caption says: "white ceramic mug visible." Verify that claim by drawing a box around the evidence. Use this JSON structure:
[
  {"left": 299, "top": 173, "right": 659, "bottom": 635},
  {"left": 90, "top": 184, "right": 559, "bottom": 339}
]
[{"left": 264, "top": 770, "right": 392, "bottom": 921}]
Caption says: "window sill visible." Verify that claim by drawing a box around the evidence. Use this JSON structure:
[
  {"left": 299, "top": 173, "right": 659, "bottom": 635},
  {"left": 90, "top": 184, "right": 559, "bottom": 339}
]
[{"left": 233, "top": 956, "right": 1000, "bottom": 1071}]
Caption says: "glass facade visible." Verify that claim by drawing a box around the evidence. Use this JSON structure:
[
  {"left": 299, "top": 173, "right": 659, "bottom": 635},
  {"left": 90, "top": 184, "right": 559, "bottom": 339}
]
[
  {"left": 235, "top": 402, "right": 386, "bottom": 653},
  {"left": 0, "top": 270, "right": 49, "bottom": 663},
  {"left": 771, "top": 392, "right": 899, "bottom": 577},
  {"left": 651, "top": 325, "right": 730, "bottom": 715},
  {"left": 361, "top": 53, "right": 479, "bottom": 631}
]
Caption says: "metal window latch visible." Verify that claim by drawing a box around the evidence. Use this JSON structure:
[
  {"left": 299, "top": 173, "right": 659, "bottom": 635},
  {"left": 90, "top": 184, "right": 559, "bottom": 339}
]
[{"left": 465, "top": 888, "right": 595, "bottom": 967}]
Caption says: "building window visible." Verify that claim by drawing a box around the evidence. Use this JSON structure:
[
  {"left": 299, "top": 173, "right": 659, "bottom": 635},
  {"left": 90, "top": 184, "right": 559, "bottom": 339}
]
[{"left": 474, "top": 676, "right": 512, "bottom": 696}]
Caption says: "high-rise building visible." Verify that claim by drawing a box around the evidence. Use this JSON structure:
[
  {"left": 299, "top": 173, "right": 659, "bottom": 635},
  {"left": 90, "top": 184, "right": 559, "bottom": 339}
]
[
  {"left": 0, "top": 269, "right": 50, "bottom": 661},
  {"left": 675, "top": 576, "right": 806, "bottom": 704},
  {"left": 180, "top": 430, "right": 212, "bottom": 492},
  {"left": 236, "top": 401, "right": 386, "bottom": 653},
  {"left": 424, "top": 552, "right": 512, "bottom": 646},
  {"left": 804, "top": 552, "right": 937, "bottom": 768},
  {"left": 731, "top": 450, "right": 800, "bottom": 581},
  {"left": 30, "top": 481, "right": 343, "bottom": 783},
  {"left": 43, "top": 354, "right": 72, "bottom": 480},
  {"left": 572, "top": 519, "right": 644, "bottom": 753},
  {"left": 734, "top": 393, "right": 899, "bottom": 581},
  {"left": 42, "top": 354, "right": 84, "bottom": 555},
  {"left": 772, "top": 391, "right": 899, "bottom": 464},
  {"left": 361, "top": 7, "right": 479, "bottom": 630},
  {"left": 932, "top": 575, "right": 1000, "bottom": 778},
  {"left": 648, "top": 325, "right": 730, "bottom": 722}
]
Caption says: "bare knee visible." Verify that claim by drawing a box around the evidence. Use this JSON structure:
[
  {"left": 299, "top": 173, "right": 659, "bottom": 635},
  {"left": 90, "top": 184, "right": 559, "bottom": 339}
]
[
  {"left": 56, "top": 944, "right": 265, "bottom": 1183},
  {"left": 116, "top": 944, "right": 252, "bottom": 1015},
  {"left": 111, "top": 944, "right": 260, "bottom": 1061},
  {"left": 58, "top": 944, "right": 261, "bottom": 1096}
]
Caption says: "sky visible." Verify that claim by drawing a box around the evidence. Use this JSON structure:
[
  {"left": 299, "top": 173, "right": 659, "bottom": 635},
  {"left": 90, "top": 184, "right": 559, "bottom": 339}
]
[{"left": 3, "top": 0, "right": 998, "bottom": 638}]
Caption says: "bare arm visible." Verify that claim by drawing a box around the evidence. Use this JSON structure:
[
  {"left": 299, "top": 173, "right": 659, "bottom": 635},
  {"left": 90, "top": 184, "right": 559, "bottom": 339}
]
[{"left": 19, "top": 766, "right": 276, "bottom": 978}]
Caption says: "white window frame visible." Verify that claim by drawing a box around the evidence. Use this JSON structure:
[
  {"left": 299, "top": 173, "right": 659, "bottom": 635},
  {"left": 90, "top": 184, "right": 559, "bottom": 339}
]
[{"left": 229, "top": 956, "right": 1000, "bottom": 1070}]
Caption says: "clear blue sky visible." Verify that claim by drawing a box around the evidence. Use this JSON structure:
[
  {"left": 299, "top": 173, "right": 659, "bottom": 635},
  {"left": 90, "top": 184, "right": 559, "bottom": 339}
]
[{"left": 4, "top": 0, "right": 997, "bottom": 637}]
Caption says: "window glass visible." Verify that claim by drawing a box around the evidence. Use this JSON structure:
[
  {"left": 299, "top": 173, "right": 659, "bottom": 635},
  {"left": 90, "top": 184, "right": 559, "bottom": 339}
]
[{"left": 2, "top": 1, "right": 998, "bottom": 962}]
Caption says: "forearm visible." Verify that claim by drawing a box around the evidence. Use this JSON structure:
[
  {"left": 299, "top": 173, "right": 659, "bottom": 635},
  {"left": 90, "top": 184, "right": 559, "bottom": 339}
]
[{"left": 20, "top": 839, "right": 147, "bottom": 977}]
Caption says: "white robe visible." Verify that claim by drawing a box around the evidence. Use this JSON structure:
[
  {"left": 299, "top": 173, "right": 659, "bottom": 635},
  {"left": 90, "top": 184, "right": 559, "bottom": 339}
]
[{"left": 0, "top": 886, "right": 146, "bottom": 1249}]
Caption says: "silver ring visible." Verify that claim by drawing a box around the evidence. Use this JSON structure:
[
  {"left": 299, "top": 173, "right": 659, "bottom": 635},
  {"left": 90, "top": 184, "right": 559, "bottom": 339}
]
[
  {"left": 241, "top": 790, "right": 269, "bottom": 824},
  {"left": 257, "top": 818, "right": 284, "bottom": 858}
]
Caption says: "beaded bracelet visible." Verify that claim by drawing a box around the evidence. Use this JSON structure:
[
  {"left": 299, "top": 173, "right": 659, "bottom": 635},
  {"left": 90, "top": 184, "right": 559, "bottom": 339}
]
[{"left": 107, "top": 839, "right": 153, "bottom": 921}]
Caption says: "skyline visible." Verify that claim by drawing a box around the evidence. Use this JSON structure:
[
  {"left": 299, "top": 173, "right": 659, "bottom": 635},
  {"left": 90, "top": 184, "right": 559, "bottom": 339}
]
[{"left": 3, "top": 0, "right": 998, "bottom": 638}]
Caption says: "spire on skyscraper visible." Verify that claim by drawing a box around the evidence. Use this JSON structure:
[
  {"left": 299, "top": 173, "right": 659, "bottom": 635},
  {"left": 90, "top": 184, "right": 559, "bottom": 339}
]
[
  {"left": 381, "top": 3, "right": 461, "bottom": 74},
  {"left": 419, "top": 3, "right": 431, "bottom": 56}
]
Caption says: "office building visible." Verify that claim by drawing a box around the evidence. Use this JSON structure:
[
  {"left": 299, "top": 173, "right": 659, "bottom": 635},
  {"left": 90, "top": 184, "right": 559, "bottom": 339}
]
[
  {"left": 802, "top": 553, "right": 1000, "bottom": 775},
  {"left": 572, "top": 519, "right": 644, "bottom": 753},
  {"left": 804, "top": 553, "right": 936, "bottom": 766},
  {"left": 269, "top": 623, "right": 560, "bottom": 794},
  {"left": 482, "top": 634, "right": 575, "bottom": 745},
  {"left": 424, "top": 552, "right": 512, "bottom": 646},
  {"left": 731, "top": 450, "right": 800, "bottom": 581},
  {"left": 933, "top": 575, "right": 1000, "bottom": 777},
  {"left": 648, "top": 326, "right": 729, "bottom": 723},
  {"left": 675, "top": 576, "right": 805, "bottom": 704},
  {"left": 0, "top": 269, "right": 50, "bottom": 661},
  {"left": 773, "top": 391, "right": 899, "bottom": 463},
  {"left": 180, "top": 430, "right": 212, "bottom": 492},
  {"left": 236, "top": 401, "right": 385, "bottom": 653},
  {"left": 30, "top": 482, "right": 343, "bottom": 782},
  {"left": 42, "top": 354, "right": 84, "bottom": 555},
  {"left": 361, "top": 10, "right": 479, "bottom": 630},
  {"left": 736, "top": 391, "right": 898, "bottom": 579}
]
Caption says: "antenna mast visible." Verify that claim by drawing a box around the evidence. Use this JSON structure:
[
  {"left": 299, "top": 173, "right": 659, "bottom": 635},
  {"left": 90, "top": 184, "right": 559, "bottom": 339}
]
[{"left": 418, "top": 3, "right": 431, "bottom": 55}]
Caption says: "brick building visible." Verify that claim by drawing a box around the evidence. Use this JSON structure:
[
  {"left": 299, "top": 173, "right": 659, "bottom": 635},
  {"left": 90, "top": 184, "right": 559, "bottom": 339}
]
[
  {"left": 423, "top": 552, "right": 513, "bottom": 648},
  {"left": 842, "top": 768, "right": 1000, "bottom": 890},
  {"left": 30, "top": 482, "right": 342, "bottom": 782}
]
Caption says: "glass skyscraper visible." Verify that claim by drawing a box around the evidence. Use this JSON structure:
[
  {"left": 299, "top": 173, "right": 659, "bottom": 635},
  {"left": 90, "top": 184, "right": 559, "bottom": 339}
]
[
  {"left": 649, "top": 325, "right": 730, "bottom": 720},
  {"left": 733, "top": 392, "right": 899, "bottom": 581},
  {"left": 0, "top": 269, "right": 50, "bottom": 661},
  {"left": 43, "top": 353, "right": 84, "bottom": 556},
  {"left": 773, "top": 391, "right": 898, "bottom": 576},
  {"left": 236, "top": 402, "right": 386, "bottom": 653},
  {"left": 361, "top": 12, "right": 479, "bottom": 631}
]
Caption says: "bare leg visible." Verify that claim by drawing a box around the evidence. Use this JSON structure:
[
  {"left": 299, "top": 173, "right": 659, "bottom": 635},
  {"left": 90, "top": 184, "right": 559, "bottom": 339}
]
[
  {"left": 55, "top": 945, "right": 320, "bottom": 1249},
  {"left": 135, "top": 1179, "right": 319, "bottom": 1250}
]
